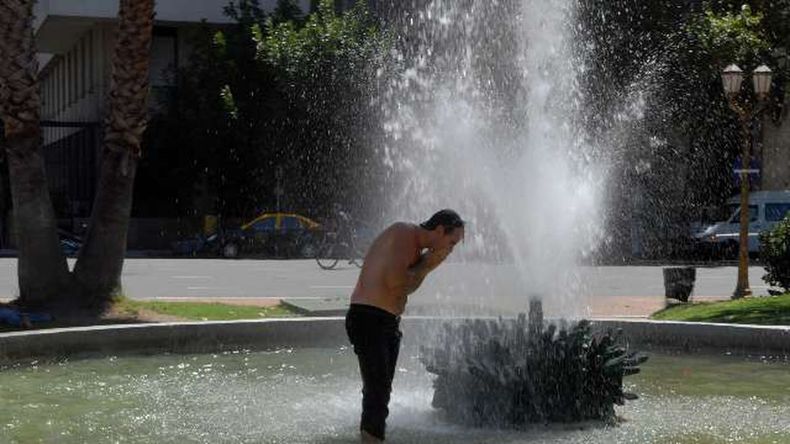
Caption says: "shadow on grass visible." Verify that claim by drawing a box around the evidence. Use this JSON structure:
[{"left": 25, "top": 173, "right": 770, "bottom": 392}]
[
  {"left": 0, "top": 299, "right": 151, "bottom": 333},
  {"left": 0, "top": 298, "right": 302, "bottom": 333}
]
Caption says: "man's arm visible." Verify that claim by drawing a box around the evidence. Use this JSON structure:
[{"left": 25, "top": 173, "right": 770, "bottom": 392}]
[{"left": 402, "top": 248, "right": 450, "bottom": 296}]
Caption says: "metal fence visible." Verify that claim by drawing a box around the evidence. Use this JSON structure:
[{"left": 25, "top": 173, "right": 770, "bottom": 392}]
[{"left": 41, "top": 121, "right": 100, "bottom": 219}]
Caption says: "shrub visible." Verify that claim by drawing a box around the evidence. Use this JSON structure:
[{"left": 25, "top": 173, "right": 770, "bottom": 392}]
[{"left": 761, "top": 216, "right": 790, "bottom": 293}]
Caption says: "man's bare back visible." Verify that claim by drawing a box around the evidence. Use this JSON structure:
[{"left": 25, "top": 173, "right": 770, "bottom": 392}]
[{"left": 350, "top": 221, "right": 463, "bottom": 316}]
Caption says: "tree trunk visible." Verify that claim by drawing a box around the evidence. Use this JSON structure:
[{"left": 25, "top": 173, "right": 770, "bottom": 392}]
[
  {"left": 73, "top": 0, "right": 154, "bottom": 304},
  {"left": 0, "top": 0, "right": 70, "bottom": 308}
]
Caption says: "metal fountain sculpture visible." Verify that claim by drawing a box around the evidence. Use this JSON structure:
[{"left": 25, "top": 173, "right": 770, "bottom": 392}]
[{"left": 420, "top": 300, "right": 648, "bottom": 427}]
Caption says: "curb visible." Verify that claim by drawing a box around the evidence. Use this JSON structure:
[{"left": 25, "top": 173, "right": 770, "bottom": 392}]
[
  {"left": 0, "top": 318, "right": 346, "bottom": 363},
  {"left": 280, "top": 299, "right": 346, "bottom": 317},
  {"left": 1, "top": 318, "right": 789, "bottom": 364},
  {"left": 592, "top": 318, "right": 790, "bottom": 354}
]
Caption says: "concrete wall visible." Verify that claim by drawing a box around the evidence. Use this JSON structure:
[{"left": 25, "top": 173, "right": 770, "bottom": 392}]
[
  {"left": 40, "top": 24, "right": 111, "bottom": 143},
  {"left": 761, "top": 107, "right": 790, "bottom": 190},
  {"left": 34, "top": 0, "right": 313, "bottom": 30}
]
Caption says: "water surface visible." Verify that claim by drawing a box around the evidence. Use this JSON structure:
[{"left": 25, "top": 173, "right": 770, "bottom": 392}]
[{"left": 1, "top": 348, "right": 788, "bottom": 443}]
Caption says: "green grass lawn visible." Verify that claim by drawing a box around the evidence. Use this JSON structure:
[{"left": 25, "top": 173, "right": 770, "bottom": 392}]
[
  {"left": 114, "top": 298, "right": 301, "bottom": 321},
  {"left": 651, "top": 293, "right": 790, "bottom": 325},
  {"left": 0, "top": 299, "right": 301, "bottom": 333}
]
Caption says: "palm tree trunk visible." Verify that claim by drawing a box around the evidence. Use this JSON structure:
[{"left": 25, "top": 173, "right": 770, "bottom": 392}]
[
  {"left": 73, "top": 0, "right": 155, "bottom": 303},
  {"left": 0, "top": 0, "right": 70, "bottom": 308}
]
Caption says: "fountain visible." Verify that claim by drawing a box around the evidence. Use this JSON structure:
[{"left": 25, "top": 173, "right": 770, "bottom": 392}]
[
  {"left": 375, "top": 0, "right": 651, "bottom": 427},
  {"left": 378, "top": 0, "right": 606, "bottom": 319}
]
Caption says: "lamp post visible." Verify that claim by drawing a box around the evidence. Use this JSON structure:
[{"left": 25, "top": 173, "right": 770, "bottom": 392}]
[{"left": 721, "top": 64, "right": 772, "bottom": 299}]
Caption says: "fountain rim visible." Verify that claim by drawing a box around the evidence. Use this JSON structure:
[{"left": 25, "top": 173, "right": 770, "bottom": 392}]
[{"left": 0, "top": 317, "right": 789, "bottom": 364}]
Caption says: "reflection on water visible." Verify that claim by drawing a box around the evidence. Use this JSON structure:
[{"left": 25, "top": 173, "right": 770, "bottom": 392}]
[{"left": 0, "top": 348, "right": 789, "bottom": 443}]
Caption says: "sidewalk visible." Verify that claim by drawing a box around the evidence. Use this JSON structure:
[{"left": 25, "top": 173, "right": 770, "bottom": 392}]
[
  {"left": 276, "top": 294, "right": 730, "bottom": 318},
  {"left": 0, "top": 249, "right": 175, "bottom": 258}
]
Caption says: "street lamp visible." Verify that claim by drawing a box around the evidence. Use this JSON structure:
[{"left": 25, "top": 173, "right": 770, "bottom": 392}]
[
  {"left": 722, "top": 64, "right": 744, "bottom": 94},
  {"left": 721, "top": 64, "right": 772, "bottom": 299},
  {"left": 752, "top": 65, "right": 773, "bottom": 98}
]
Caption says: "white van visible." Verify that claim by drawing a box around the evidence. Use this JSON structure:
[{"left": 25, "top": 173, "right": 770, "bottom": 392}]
[{"left": 695, "top": 190, "right": 790, "bottom": 256}]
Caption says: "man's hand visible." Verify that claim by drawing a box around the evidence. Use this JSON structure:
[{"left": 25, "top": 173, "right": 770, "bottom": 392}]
[
  {"left": 423, "top": 247, "right": 451, "bottom": 271},
  {"left": 401, "top": 247, "right": 452, "bottom": 296}
]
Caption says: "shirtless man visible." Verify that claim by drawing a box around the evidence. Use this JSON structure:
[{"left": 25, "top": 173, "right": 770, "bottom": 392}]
[{"left": 345, "top": 209, "right": 465, "bottom": 442}]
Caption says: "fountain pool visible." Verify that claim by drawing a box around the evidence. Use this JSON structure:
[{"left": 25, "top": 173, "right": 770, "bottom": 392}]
[{"left": 1, "top": 345, "right": 789, "bottom": 443}]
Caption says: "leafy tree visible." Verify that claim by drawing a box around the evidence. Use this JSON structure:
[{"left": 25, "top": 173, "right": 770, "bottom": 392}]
[
  {"left": 139, "top": 2, "right": 286, "bottom": 218},
  {"left": 260, "top": 0, "right": 390, "bottom": 217},
  {"left": 689, "top": 4, "right": 770, "bottom": 72},
  {"left": 146, "top": 0, "right": 389, "bottom": 221},
  {"left": 577, "top": 1, "right": 782, "bottom": 258}
]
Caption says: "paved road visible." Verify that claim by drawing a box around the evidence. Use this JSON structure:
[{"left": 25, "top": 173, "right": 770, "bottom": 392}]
[{"left": 0, "top": 258, "right": 772, "bottom": 317}]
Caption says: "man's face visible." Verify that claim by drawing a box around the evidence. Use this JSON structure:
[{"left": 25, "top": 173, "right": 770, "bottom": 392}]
[{"left": 437, "top": 226, "right": 464, "bottom": 251}]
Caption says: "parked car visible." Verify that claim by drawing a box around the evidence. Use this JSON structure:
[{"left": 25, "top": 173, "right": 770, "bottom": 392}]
[
  {"left": 217, "top": 212, "right": 323, "bottom": 258},
  {"left": 693, "top": 190, "right": 790, "bottom": 258},
  {"left": 58, "top": 229, "right": 82, "bottom": 257},
  {"left": 171, "top": 233, "right": 215, "bottom": 257}
]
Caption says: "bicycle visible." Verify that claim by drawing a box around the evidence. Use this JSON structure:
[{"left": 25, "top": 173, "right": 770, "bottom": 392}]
[{"left": 315, "top": 211, "right": 368, "bottom": 270}]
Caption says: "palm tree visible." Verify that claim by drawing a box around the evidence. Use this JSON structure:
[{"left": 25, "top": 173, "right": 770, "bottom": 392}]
[
  {"left": 73, "top": 0, "right": 155, "bottom": 304},
  {"left": 0, "top": 0, "right": 70, "bottom": 308}
]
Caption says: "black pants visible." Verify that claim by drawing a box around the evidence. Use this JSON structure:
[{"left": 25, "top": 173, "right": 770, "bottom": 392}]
[{"left": 345, "top": 303, "right": 402, "bottom": 441}]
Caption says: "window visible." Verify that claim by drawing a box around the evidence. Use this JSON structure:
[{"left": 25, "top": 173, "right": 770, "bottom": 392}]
[
  {"left": 87, "top": 30, "right": 94, "bottom": 92},
  {"left": 46, "top": 77, "right": 52, "bottom": 116},
  {"left": 724, "top": 204, "right": 739, "bottom": 220},
  {"left": 40, "top": 81, "right": 47, "bottom": 116},
  {"left": 728, "top": 205, "right": 759, "bottom": 223},
  {"left": 59, "top": 58, "right": 66, "bottom": 111},
  {"left": 73, "top": 44, "right": 80, "bottom": 100},
  {"left": 149, "top": 28, "right": 178, "bottom": 110},
  {"left": 72, "top": 47, "right": 78, "bottom": 101},
  {"left": 766, "top": 203, "right": 790, "bottom": 222},
  {"left": 66, "top": 51, "right": 72, "bottom": 104},
  {"left": 80, "top": 35, "right": 87, "bottom": 98},
  {"left": 281, "top": 216, "right": 302, "bottom": 230},
  {"left": 250, "top": 217, "right": 276, "bottom": 232},
  {"left": 150, "top": 28, "right": 177, "bottom": 87}
]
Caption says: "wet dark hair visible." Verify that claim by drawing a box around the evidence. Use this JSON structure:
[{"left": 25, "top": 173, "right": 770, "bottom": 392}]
[{"left": 419, "top": 209, "right": 465, "bottom": 234}]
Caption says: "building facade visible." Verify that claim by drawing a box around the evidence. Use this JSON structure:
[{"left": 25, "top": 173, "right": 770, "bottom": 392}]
[
  {"left": 32, "top": 0, "right": 310, "bottom": 219},
  {"left": 761, "top": 103, "right": 790, "bottom": 190}
]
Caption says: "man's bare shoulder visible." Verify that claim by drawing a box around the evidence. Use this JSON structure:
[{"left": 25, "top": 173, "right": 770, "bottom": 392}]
[
  {"left": 371, "top": 222, "right": 417, "bottom": 248},
  {"left": 388, "top": 221, "right": 417, "bottom": 232},
  {"left": 380, "top": 222, "right": 417, "bottom": 240}
]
